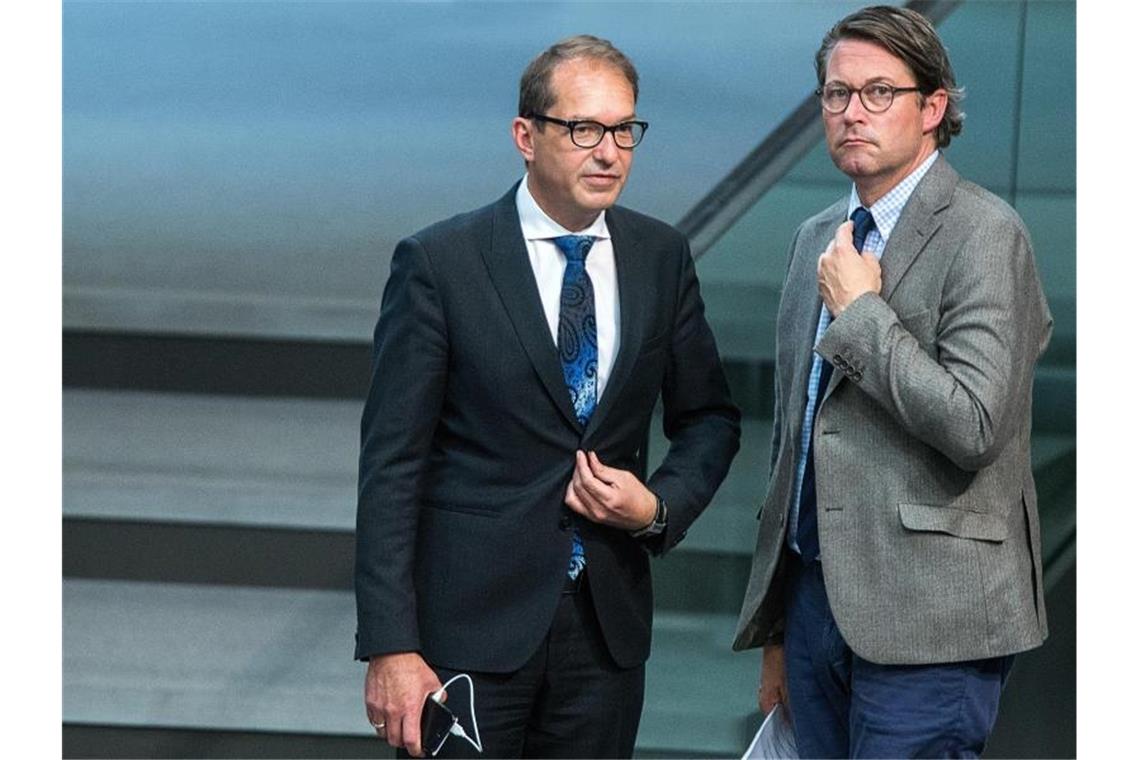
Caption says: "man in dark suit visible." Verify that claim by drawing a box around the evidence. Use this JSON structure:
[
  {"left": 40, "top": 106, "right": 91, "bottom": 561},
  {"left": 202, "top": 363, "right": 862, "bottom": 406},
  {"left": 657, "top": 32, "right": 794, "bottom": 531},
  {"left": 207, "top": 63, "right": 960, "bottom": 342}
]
[
  {"left": 356, "top": 35, "right": 740, "bottom": 758},
  {"left": 734, "top": 6, "right": 1051, "bottom": 758}
]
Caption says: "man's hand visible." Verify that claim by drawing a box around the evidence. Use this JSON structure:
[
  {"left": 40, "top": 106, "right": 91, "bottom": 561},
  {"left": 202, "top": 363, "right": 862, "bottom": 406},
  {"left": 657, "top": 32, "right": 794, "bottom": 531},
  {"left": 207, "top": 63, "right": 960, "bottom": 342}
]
[
  {"left": 758, "top": 644, "right": 788, "bottom": 715},
  {"left": 817, "top": 219, "right": 881, "bottom": 317},
  {"left": 564, "top": 451, "right": 657, "bottom": 531},
  {"left": 364, "top": 651, "right": 444, "bottom": 757}
]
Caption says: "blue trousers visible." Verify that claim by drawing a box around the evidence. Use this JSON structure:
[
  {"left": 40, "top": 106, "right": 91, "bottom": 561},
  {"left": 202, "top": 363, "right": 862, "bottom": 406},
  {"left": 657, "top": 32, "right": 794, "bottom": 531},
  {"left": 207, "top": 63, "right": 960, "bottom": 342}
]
[{"left": 783, "top": 558, "right": 1014, "bottom": 758}]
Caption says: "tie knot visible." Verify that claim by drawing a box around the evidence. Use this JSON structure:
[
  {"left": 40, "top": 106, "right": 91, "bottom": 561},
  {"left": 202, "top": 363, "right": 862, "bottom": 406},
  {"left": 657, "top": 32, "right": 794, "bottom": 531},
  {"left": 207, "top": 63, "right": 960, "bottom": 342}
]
[
  {"left": 850, "top": 207, "right": 876, "bottom": 251},
  {"left": 553, "top": 235, "right": 596, "bottom": 263}
]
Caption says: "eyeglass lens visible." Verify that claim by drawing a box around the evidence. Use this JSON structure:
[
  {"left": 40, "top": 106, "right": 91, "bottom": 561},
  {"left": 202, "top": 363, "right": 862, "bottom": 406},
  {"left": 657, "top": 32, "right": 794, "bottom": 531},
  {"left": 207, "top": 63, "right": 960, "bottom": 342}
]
[
  {"left": 821, "top": 84, "right": 898, "bottom": 113},
  {"left": 571, "top": 121, "right": 645, "bottom": 148}
]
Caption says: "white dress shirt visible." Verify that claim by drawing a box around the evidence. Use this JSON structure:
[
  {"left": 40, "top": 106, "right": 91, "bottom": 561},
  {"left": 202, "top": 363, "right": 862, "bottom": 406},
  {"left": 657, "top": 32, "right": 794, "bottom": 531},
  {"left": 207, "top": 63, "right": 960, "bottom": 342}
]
[{"left": 515, "top": 175, "right": 621, "bottom": 400}]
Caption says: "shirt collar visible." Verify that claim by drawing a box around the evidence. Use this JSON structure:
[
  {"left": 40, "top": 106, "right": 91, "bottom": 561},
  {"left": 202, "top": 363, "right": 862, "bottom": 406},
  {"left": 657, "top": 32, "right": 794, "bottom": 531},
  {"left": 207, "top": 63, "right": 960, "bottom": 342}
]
[
  {"left": 516, "top": 174, "right": 611, "bottom": 241},
  {"left": 846, "top": 150, "right": 939, "bottom": 243}
]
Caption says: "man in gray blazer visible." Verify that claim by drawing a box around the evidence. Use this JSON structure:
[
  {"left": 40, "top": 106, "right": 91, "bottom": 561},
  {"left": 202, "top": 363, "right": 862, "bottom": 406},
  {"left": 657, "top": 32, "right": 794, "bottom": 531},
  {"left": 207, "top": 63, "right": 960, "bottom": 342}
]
[{"left": 734, "top": 6, "right": 1052, "bottom": 757}]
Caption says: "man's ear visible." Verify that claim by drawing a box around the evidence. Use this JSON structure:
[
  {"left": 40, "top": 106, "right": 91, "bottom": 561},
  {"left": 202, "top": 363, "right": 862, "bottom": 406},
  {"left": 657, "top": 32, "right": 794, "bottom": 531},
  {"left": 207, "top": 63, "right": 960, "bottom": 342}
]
[
  {"left": 512, "top": 117, "right": 535, "bottom": 163},
  {"left": 921, "top": 89, "right": 948, "bottom": 136}
]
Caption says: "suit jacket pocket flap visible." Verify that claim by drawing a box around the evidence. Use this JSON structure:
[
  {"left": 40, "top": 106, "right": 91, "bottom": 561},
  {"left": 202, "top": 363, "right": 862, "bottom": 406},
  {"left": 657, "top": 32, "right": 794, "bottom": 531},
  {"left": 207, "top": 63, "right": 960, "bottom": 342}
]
[{"left": 898, "top": 502, "right": 1008, "bottom": 542}]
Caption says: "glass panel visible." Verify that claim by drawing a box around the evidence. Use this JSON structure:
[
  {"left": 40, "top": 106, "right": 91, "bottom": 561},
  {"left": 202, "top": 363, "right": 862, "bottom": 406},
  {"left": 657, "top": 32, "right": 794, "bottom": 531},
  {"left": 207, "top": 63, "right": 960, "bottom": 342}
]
[
  {"left": 933, "top": 1, "right": 1022, "bottom": 196},
  {"left": 64, "top": 0, "right": 869, "bottom": 337},
  {"left": 1018, "top": 0, "right": 1077, "bottom": 192}
]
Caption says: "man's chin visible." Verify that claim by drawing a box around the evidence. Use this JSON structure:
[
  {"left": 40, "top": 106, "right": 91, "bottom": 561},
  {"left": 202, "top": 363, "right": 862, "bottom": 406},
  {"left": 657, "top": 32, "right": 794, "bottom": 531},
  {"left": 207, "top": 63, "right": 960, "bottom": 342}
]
[
  {"left": 831, "top": 152, "right": 878, "bottom": 179},
  {"left": 578, "top": 187, "right": 623, "bottom": 211}
]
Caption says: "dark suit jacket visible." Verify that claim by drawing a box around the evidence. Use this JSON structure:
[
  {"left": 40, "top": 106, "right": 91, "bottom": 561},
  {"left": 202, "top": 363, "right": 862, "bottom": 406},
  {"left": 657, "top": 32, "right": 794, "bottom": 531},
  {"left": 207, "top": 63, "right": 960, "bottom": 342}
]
[
  {"left": 355, "top": 183, "right": 740, "bottom": 672},
  {"left": 734, "top": 157, "right": 1052, "bottom": 664}
]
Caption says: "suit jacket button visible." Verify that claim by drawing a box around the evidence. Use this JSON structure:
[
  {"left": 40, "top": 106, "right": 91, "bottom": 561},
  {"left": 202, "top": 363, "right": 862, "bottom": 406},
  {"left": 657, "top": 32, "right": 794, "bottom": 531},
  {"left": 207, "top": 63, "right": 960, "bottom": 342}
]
[{"left": 559, "top": 515, "right": 572, "bottom": 530}]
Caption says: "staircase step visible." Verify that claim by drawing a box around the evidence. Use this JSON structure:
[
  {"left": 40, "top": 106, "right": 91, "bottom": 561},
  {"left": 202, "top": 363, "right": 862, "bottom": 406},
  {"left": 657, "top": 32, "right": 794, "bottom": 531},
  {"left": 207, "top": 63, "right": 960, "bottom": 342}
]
[
  {"left": 64, "top": 388, "right": 1074, "bottom": 592},
  {"left": 63, "top": 389, "right": 771, "bottom": 556},
  {"left": 64, "top": 580, "right": 363, "bottom": 735},
  {"left": 64, "top": 389, "right": 359, "bottom": 530},
  {"left": 63, "top": 579, "right": 758, "bottom": 757},
  {"left": 63, "top": 324, "right": 1072, "bottom": 428}
]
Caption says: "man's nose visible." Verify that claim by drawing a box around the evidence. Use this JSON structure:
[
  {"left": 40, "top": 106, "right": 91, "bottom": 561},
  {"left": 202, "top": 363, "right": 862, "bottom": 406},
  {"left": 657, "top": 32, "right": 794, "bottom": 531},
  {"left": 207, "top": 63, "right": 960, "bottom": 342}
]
[
  {"left": 591, "top": 130, "right": 621, "bottom": 162},
  {"left": 841, "top": 94, "right": 870, "bottom": 123}
]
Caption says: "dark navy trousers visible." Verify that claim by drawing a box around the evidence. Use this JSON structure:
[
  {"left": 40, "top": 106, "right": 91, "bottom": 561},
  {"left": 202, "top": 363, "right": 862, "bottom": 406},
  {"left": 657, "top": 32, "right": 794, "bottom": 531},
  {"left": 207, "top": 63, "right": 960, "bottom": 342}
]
[
  {"left": 402, "top": 577, "right": 644, "bottom": 759},
  {"left": 783, "top": 557, "right": 1014, "bottom": 758}
]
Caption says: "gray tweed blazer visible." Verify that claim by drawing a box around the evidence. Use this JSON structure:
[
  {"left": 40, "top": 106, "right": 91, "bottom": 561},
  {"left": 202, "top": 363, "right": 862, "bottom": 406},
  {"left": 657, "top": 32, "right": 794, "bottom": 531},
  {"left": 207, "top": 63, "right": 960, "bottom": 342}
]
[{"left": 734, "top": 156, "right": 1053, "bottom": 664}]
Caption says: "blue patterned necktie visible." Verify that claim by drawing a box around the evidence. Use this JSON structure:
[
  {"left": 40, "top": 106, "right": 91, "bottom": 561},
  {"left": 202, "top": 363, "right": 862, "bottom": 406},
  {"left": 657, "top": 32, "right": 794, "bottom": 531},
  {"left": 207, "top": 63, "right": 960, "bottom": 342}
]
[
  {"left": 553, "top": 234, "right": 597, "bottom": 580},
  {"left": 796, "top": 207, "right": 876, "bottom": 561}
]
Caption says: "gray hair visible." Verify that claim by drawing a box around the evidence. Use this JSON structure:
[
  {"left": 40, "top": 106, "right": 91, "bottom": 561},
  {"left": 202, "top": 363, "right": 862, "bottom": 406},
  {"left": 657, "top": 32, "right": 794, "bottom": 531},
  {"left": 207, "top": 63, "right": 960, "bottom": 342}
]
[{"left": 816, "top": 5, "right": 964, "bottom": 147}]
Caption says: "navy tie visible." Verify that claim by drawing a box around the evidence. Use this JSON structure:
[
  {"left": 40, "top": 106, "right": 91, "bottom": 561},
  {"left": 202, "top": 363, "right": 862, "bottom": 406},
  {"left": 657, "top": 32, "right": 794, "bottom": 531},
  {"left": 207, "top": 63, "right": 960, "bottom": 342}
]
[
  {"left": 796, "top": 207, "right": 876, "bottom": 561},
  {"left": 553, "top": 234, "right": 597, "bottom": 579}
]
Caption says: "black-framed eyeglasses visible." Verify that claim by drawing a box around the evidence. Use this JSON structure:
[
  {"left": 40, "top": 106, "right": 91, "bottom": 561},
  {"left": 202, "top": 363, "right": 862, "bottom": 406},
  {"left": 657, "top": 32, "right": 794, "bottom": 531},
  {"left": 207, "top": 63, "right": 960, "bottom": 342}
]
[
  {"left": 816, "top": 82, "right": 922, "bottom": 114},
  {"left": 527, "top": 114, "right": 649, "bottom": 149}
]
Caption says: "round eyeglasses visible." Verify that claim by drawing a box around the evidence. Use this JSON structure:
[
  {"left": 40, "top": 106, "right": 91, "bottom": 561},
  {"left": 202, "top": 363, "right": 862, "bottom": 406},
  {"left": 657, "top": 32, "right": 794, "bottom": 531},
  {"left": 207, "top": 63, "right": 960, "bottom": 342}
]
[
  {"left": 527, "top": 114, "right": 648, "bottom": 149},
  {"left": 816, "top": 82, "right": 922, "bottom": 114}
]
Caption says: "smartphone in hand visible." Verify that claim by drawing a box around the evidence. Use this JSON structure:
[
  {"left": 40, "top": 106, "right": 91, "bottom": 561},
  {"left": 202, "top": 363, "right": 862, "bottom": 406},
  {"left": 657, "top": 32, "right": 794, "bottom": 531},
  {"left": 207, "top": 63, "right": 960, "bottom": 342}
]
[{"left": 421, "top": 693, "right": 458, "bottom": 757}]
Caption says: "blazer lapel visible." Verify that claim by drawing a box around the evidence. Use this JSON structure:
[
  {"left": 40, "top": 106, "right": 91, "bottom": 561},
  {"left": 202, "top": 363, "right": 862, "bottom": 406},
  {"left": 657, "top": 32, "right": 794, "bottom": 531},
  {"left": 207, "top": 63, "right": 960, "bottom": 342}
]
[
  {"left": 878, "top": 156, "right": 956, "bottom": 302},
  {"left": 481, "top": 185, "right": 582, "bottom": 431},
  {"left": 795, "top": 202, "right": 846, "bottom": 407},
  {"left": 821, "top": 157, "right": 957, "bottom": 401},
  {"left": 583, "top": 207, "right": 648, "bottom": 439}
]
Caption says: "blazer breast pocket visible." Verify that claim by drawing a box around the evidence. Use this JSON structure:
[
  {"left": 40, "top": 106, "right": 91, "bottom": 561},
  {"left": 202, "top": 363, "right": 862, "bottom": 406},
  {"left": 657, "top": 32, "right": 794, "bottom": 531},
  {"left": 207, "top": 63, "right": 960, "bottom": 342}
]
[{"left": 425, "top": 501, "right": 502, "bottom": 519}]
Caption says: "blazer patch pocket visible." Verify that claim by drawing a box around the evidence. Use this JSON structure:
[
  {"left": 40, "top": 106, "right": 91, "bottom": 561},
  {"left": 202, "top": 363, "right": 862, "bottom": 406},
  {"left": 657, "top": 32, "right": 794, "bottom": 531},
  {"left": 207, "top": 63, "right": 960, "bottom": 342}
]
[{"left": 898, "top": 502, "right": 1008, "bottom": 542}]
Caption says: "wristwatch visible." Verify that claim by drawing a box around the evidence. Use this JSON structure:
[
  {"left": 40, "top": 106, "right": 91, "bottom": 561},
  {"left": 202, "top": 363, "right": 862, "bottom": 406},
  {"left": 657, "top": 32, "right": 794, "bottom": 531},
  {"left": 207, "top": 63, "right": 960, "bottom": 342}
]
[{"left": 630, "top": 493, "right": 668, "bottom": 538}]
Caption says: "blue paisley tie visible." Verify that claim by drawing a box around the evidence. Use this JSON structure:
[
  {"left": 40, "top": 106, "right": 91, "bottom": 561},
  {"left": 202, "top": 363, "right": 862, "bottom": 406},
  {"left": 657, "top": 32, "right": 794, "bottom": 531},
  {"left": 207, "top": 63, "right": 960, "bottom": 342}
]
[{"left": 553, "top": 234, "right": 597, "bottom": 580}]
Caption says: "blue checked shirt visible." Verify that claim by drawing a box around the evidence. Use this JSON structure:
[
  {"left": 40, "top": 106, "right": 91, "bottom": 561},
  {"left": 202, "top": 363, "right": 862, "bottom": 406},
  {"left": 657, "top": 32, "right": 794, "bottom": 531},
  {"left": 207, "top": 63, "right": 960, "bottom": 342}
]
[{"left": 787, "top": 151, "right": 940, "bottom": 555}]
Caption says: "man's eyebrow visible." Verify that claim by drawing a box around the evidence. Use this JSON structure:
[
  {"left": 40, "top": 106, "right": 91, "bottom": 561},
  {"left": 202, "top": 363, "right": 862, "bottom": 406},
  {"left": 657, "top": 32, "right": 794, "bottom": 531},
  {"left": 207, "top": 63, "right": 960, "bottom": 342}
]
[
  {"left": 566, "top": 113, "right": 638, "bottom": 122},
  {"left": 825, "top": 76, "right": 901, "bottom": 83}
]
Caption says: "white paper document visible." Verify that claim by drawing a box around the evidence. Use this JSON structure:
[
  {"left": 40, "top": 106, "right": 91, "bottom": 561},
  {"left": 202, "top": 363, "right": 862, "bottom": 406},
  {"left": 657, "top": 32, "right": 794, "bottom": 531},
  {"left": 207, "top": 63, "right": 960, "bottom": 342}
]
[{"left": 742, "top": 703, "right": 798, "bottom": 759}]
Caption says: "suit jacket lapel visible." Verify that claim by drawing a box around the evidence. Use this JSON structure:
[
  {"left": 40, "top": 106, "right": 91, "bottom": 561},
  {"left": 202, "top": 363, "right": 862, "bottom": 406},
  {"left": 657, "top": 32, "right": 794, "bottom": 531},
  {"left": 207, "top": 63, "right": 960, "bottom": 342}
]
[
  {"left": 481, "top": 184, "right": 582, "bottom": 430},
  {"left": 821, "top": 157, "right": 957, "bottom": 401},
  {"left": 789, "top": 201, "right": 846, "bottom": 427},
  {"left": 878, "top": 155, "right": 956, "bottom": 302},
  {"left": 583, "top": 207, "right": 647, "bottom": 439}
]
